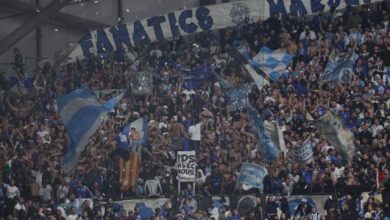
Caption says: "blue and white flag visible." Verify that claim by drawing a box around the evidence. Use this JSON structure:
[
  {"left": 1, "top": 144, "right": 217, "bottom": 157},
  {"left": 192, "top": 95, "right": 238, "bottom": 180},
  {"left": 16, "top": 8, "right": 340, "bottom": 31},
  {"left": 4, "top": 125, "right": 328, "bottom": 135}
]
[
  {"left": 293, "top": 138, "right": 314, "bottom": 164},
  {"left": 263, "top": 120, "right": 287, "bottom": 153},
  {"left": 226, "top": 84, "right": 252, "bottom": 111},
  {"left": 177, "top": 65, "right": 212, "bottom": 90},
  {"left": 210, "top": 71, "right": 233, "bottom": 89},
  {"left": 314, "top": 111, "right": 355, "bottom": 161},
  {"left": 247, "top": 108, "right": 280, "bottom": 161},
  {"left": 322, "top": 50, "right": 358, "bottom": 84},
  {"left": 246, "top": 47, "right": 292, "bottom": 81},
  {"left": 57, "top": 87, "right": 124, "bottom": 172},
  {"left": 243, "top": 64, "right": 270, "bottom": 91},
  {"left": 238, "top": 163, "right": 268, "bottom": 190},
  {"left": 116, "top": 116, "right": 148, "bottom": 150},
  {"left": 230, "top": 47, "right": 269, "bottom": 91},
  {"left": 9, "top": 75, "right": 34, "bottom": 96}
]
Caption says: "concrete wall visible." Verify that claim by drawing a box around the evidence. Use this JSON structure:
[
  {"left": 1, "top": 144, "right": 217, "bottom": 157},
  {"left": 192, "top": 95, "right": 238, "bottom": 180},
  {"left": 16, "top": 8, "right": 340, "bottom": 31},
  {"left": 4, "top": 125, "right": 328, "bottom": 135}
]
[
  {"left": 88, "top": 192, "right": 380, "bottom": 217},
  {"left": 0, "top": 0, "right": 199, "bottom": 68},
  {"left": 0, "top": 13, "right": 82, "bottom": 71},
  {"left": 116, "top": 197, "right": 169, "bottom": 213},
  {"left": 122, "top": 0, "right": 198, "bottom": 22},
  {"left": 114, "top": 195, "right": 328, "bottom": 215}
]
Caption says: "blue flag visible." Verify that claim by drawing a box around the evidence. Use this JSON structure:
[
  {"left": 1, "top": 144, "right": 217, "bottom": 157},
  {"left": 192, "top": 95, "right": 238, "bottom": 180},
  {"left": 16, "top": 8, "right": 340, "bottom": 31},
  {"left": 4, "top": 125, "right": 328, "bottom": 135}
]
[
  {"left": 247, "top": 108, "right": 280, "bottom": 161},
  {"left": 243, "top": 64, "right": 270, "bottom": 91},
  {"left": 57, "top": 87, "right": 124, "bottom": 172},
  {"left": 177, "top": 65, "right": 212, "bottom": 89},
  {"left": 116, "top": 116, "right": 148, "bottom": 150},
  {"left": 322, "top": 50, "right": 358, "bottom": 84},
  {"left": 314, "top": 111, "right": 356, "bottom": 161},
  {"left": 210, "top": 71, "right": 233, "bottom": 89},
  {"left": 238, "top": 163, "right": 268, "bottom": 190},
  {"left": 263, "top": 120, "right": 287, "bottom": 153},
  {"left": 9, "top": 75, "right": 34, "bottom": 96},
  {"left": 242, "top": 47, "right": 292, "bottom": 81},
  {"left": 226, "top": 84, "right": 252, "bottom": 111},
  {"left": 293, "top": 138, "right": 314, "bottom": 164}
]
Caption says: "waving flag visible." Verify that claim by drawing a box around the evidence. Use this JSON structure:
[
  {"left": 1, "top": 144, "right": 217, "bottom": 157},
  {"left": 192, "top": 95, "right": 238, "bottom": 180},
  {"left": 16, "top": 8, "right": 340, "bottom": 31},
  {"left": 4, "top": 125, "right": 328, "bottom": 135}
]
[
  {"left": 238, "top": 163, "right": 268, "bottom": 190},
  {"left": 57, "top": 87, "right": 124, "bottom": 172},
  {"left": 226, "top": 84, "right": 252, "bottom": 111},
  {"left": 177, "top": 65, "right": 212, "bottom": 89},
  {"left": 243, "top": 64, "right": 270, "bottom": 91},
  {"left": 322, "top": 49, "right": 358, "bottom": 84},
  {"left": 116, "top": 116, "right": 148, "bottom": 150},
  {"left": 210, "top": 71, "right": 233, "bottom": 89},
  {"left": 229, "top": 48, "right": 269, "bottom": 91},
  {"left": 247, "top": 108, "right": 280, "bottom": 161},
  {"left": 263, "top": 120, "right": 287, "bottom": 153},
  {"left": 119, "top": 153, "right": 140, "bottom": 191},
  {"left": 247, "top": 47, "right": 292, "bottom": 81},
  {"left": 314, "top": 111, "right": 355, "bottom": 161},
  {"left": 117, "top": 117, "right": 147, "bottom": 190},
  {"left": 9, "top": 75, "right": 34, "bottom": 96},
  {"left": 293, "top": 138, "right": 314, "bottom": 164}
]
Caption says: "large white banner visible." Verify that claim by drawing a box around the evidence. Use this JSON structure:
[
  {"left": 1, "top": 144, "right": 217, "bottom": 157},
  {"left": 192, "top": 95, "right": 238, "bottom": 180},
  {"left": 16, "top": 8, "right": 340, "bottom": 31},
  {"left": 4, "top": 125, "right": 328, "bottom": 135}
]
[
  {"left": 176, "top": 151, "right": 196, "bottom": 179},
  {"left": 66, "top": 0, "right": 381, "bottom": 62}
]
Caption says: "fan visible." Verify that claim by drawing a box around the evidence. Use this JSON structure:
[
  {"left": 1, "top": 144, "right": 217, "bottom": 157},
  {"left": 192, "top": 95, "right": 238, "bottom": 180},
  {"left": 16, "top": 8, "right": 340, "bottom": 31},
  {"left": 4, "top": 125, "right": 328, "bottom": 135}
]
[{"left": 236, "top": 195, "right": 256, "bottom": 216}]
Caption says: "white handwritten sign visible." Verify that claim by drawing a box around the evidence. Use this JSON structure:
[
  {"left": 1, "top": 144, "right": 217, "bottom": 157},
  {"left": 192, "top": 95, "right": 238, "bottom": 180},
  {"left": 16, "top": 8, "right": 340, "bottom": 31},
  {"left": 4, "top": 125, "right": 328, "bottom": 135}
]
[{"left": 177, "top": 151, "right": 196, "bottom": 179}]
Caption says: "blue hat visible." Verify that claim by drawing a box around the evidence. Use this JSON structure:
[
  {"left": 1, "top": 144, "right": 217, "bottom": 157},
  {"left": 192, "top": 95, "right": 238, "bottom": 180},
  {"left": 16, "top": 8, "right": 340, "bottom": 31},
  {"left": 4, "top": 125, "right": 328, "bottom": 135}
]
[{"left": 263, "top": 110, "right": 272, "bottom": 119}]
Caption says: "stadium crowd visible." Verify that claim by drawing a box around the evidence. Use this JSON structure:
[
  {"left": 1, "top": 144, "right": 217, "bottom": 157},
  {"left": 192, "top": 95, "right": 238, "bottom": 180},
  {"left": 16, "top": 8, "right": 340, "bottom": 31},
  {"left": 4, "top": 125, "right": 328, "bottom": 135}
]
[{"left": 1, "top": 1, "right": 390, "bottom": 220}]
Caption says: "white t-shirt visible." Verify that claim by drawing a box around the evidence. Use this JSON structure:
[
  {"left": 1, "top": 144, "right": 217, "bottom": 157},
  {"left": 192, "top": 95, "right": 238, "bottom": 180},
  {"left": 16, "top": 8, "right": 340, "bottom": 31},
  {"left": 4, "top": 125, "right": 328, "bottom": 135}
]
[
  {"left": 288, "top": 174, "right": 300, "bottom": 184},
  {"left": 31, "top": 170, "right": 43, "bottom": 186},
  {"left": 321, "top": 144, "right": 335, "bottom": 154},
  {"left": 159, "top": 122, "right": 168, "bottom": 130},
  {"left": 4, "top": 184, "right": 20, "bottom": 199},
  {"left": 56, "top": 185, "right": 69, "bottom": 200},
  {"left": 14, "top": 202, "right": 26, "bottom": 211},
  {"left": 37, "top": 129, "right": 50, "bottom": 144},
  {"left": 332, "top": 167, "right": 345, "bottom": 181},
  {"left": 189, "top": 123, "right": 202, "bottom": 141},
  {"left": 39, "top": 185, "right": 53, "bottom": 202},
  {"left": 372, "top": 124, "right": 384, "bottom": 137},
  {"left": 37, "top": 129, "right": 49, "bottom": 139}
]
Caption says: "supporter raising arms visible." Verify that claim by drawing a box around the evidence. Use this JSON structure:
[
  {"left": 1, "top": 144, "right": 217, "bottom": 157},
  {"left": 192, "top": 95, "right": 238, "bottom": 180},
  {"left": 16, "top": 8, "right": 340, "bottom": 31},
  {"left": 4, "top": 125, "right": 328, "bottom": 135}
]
[{"left": 0, "top": 1, "right": 390, "bottom": 219}]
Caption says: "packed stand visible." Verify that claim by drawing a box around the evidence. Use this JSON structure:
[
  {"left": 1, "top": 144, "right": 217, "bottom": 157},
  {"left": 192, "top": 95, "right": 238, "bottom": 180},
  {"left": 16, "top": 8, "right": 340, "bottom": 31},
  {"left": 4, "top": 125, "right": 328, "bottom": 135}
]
[{"left": 0, "top": 1, "right": 390, "bottom": 219}]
